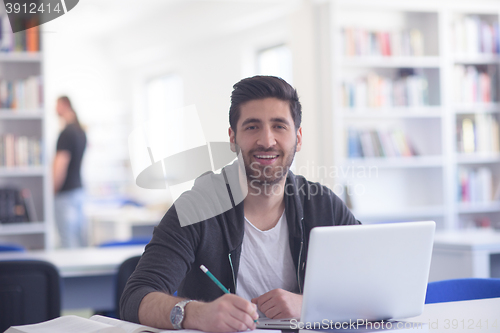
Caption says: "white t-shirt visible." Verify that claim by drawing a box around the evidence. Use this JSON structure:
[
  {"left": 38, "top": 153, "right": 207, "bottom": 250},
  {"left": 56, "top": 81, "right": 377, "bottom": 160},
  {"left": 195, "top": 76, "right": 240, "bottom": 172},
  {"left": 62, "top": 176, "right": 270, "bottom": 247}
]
[{"left": 236, "top": 211, "right": 298, "bottom": 310}]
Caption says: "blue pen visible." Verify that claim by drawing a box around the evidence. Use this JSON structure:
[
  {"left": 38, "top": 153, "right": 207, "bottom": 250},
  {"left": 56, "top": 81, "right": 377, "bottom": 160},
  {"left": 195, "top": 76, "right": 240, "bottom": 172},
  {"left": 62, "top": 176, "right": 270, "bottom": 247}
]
[{"left": 200, "top": 265, "right": 258, "bottom": 323}]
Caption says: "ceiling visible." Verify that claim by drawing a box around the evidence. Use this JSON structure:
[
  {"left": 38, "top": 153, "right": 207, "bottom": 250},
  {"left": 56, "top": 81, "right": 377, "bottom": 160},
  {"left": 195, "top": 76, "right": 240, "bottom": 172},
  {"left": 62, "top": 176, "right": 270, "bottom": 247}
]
[{"left": 59, "top": 0, "right": 300, "bottom": 39}]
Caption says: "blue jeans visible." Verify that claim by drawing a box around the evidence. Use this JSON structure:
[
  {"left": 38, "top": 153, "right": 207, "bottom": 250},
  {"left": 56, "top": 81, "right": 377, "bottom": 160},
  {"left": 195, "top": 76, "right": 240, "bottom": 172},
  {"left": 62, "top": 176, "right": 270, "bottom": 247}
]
[{"left": 54, "top": 188, "right": 87, "bottom": 248}]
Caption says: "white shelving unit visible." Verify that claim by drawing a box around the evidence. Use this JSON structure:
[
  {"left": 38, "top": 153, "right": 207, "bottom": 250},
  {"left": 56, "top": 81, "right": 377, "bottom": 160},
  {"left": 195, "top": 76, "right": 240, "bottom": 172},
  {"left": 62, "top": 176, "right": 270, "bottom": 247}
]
[
  {"left": 0, "top": 11, "right": 52, "bottom": 249},
  {"left": 329, "top": 0, "right": 500, "bottom": 230}
]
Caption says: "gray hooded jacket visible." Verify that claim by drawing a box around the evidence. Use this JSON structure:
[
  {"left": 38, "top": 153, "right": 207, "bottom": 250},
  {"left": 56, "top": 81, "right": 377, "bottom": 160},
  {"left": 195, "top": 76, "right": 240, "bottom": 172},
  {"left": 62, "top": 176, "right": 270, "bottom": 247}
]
[{"left": 120, "top": 164, "right": 360, "bottom": 322}]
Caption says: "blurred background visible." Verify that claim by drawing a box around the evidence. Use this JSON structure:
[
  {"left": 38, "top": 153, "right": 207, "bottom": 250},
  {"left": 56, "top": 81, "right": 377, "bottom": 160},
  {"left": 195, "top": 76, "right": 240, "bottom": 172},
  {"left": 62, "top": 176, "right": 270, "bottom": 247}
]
[{"left": 1, "top": 0, "right": 500, "bottom": 255}]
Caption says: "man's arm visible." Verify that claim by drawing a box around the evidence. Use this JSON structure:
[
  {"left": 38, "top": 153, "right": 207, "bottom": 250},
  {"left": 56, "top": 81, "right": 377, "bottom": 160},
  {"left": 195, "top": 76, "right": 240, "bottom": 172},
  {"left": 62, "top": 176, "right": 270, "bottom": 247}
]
[
  {"left": 139, "top": 291, "right": 259, "bottom": 332},
  {"left": 252, "top": 289, "right": 302, "bottom": 319},
  {"left": 53, "top": 150, "right": 70, "bottom": 192}
]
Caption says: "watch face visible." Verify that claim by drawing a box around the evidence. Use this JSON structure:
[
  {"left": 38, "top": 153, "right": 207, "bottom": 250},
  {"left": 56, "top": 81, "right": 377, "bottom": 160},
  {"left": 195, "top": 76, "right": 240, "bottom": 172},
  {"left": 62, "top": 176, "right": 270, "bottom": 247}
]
[{"left": 170, "top": 305, "right": 183, "bottom": 325}]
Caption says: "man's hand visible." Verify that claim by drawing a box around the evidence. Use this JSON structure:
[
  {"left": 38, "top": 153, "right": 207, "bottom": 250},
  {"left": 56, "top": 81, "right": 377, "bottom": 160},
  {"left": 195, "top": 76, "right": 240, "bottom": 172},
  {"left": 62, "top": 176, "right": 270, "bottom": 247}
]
[
  {"left": 184, "top": 294, "right": 258, "bottom": 332},
  {"left": 251, "top": 289, "right": 302, "bottom": 319}
]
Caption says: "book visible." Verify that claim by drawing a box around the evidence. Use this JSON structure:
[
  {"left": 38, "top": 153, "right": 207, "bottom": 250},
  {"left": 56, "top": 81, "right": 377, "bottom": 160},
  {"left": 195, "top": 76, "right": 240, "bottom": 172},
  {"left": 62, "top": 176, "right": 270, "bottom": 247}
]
[
  {"left": 4, "top": 315, "right": 156, "bottom": 333},
  {"left": 346, "top": 128, "right": 419, "bottom": 159},
  {"left": 0, "top": 188, "right": 30, "bottom": 223},
  {"left": 0, "top": 13, "right": 40, "bottom": 52},
  {"left": 341, "top": 27, "right": 425, "bottom": 57},
  {"left": 347, "top": 128, "right": 363, "bottom": 158},
  {"left": 461, "top": 118, "right": 475, "bottom": 153},
  {"left": 20, "top": 188, "right": 37, "bottom": 222},
  {"left": 26, "top": 20, "right": 39, "bottom": 53},
  {"left": 453, "top": 15, "right": 500, "bottom": 55},
  {"left": 5, "top": 315, "right": 281, "bottom": 333},
  {"left": 454, "top": 65, "right": 499, "bottom": 104},
  {"left": 457, "top": 167, "right": 493, "bottom": 203},
  {"left": 0, "top": 14, "right": 14, "bottom": 52},
  {"left": 0, "top": 76, "right": 43, "bottom": 110},
  {"left": 456, "top": 114, "right": 500, "bottom": 153},
  {"left": 341, "top": 71, "right": 429, "bottom": 108},
  {"left": 0, "top": 134, "right": 42, "bottom": 167}
]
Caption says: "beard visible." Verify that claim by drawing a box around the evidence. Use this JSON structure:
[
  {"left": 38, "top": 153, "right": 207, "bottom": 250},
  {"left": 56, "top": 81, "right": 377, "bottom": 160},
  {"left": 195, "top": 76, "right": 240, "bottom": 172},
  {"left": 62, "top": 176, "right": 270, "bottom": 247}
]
[{"left": 236, "top": 140, "right": 297, "bottom": 187}]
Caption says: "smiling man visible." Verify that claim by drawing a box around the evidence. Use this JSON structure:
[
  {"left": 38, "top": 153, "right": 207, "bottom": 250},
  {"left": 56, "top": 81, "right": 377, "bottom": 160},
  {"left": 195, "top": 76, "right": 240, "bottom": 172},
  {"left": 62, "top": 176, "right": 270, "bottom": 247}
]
[{"left": 120, "top": 76, "right": 360, "bottom": 332}]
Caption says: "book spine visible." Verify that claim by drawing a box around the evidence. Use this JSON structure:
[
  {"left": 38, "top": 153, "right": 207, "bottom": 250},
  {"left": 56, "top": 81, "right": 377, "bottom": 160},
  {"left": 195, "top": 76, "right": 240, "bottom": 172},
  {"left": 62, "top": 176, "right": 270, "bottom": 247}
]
[
  {"left": 0, "top": 14, "right": 40, "bottom": 52},
  {"left": 341, "top": 72, "right": 429, "bottom": 108},
  {"left": 341, "top": 27, "right": 425, "bottom": 57},
  {"left": 457, "top": 115, "right": 499, "bottom": 153},
  {"left": 346, "top": 128, "right": 418, "bottom": 159},
  {"left": 0, "top": 76, "right": 43, "bottom": 110},
  {"left": 0, "top": 134, "right": 42, "bottom": 167},
  {"left": 359, "top": 130, "right": 375, "bottom": 158},
  {"left": 21, "top": 188, "right": 38, "bottom": 222},
  {"left": 26, "top": 19, "right": 39, "bottom": 52},
  {"left": 454, "top": 65, "right": 498, "bottom": 104},
  {"left": 458, "top": 167, "right": 494, "bottom": 203},
  {"left": 0, "top": 188, "right": 29, "bottom": 223},
  {"left": 454, "top": 15, "right": 500, "bottom": 55},
  {"left": 347, "top": 127, "right": 362, "bottom": 158}
]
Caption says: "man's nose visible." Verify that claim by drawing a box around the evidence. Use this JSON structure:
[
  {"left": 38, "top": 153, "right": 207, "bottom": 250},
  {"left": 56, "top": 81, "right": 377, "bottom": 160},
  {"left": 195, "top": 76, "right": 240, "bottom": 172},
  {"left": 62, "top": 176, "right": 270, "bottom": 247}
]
[{"left": 257, "top": 126, "right": 276, "bottom": 148}]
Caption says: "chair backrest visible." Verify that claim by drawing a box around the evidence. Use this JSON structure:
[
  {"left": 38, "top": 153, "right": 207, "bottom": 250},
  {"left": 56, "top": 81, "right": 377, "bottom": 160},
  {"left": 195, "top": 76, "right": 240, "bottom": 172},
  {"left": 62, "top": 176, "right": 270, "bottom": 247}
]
[
  {"left": 425, "top": 278, "right": 500, "bottom": 304},
  {"left": 116, "top": 255, "right": 141, "bottom": 318},
  {"left": 99, "top": 236, "right": 152, "bottom": 248},
  {"left": 0, "top": 260, "right": 61, "bottom": 332},
  {"left": 0, "top": 244, "right": 25, "bottom": 252}
]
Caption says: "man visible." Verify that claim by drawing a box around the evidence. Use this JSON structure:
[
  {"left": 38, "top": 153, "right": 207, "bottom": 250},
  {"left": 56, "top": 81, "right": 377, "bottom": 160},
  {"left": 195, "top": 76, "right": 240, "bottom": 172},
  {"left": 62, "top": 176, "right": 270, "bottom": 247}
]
[{"left": 120, "top": 76, "right": 360, "bottom": 332}]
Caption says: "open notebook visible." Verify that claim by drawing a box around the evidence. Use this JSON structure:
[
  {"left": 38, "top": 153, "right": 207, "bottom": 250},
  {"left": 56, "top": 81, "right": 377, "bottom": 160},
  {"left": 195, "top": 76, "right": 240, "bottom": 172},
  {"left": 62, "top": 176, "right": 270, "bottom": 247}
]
[{"left": 5, "top": 315, "right": 280, "bottom": 333}]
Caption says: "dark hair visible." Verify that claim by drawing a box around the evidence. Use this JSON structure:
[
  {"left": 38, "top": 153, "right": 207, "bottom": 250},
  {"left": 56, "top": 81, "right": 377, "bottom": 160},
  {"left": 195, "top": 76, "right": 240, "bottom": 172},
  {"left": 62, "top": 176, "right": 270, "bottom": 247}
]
[
  {"left": 229, "top": 76, "right": 302, "bottom": 132},
  {"left": 58, "top": 95, "right": 82, "bottom": 128}
]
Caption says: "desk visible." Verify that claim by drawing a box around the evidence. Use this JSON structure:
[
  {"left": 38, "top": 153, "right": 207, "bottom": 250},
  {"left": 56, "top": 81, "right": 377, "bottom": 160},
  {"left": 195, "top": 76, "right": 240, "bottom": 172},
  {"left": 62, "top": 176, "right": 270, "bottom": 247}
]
[
  {"left": 406, "top": 297, "right": 500, "bottom": 332},
  {"left": 297, "top": 299, "right": 500, "bottom": 332},
  {"left": 429, "top": 230, "right": 500, "bottom": 281},
  {"left": 86, "top": 204, "right": 163, "bottom": 246},
  {"left": 0, "top": 245, "right": 145, "bottom": 310}
]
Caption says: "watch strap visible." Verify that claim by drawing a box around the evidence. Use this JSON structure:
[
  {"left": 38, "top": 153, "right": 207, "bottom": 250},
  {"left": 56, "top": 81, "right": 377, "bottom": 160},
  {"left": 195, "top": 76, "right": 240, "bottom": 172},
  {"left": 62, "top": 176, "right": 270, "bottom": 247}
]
[{"left": 171, "top": 299, "right": 194, "bottom": 329}]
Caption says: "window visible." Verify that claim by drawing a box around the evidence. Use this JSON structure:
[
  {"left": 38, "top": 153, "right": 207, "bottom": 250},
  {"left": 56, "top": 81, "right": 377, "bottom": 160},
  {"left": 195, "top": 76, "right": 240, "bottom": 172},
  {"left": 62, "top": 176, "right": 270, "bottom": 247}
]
[
  {"left": 256, "top": 44, "right": 296, "bottom": 171},
  {"left": 144, "top": 74, "right": 184, "bottom": 161},
  {"left": 146, "top": 74, "right": 183, "bottom": 124},
  {"left": 256, "top": 44, "right": 293, "bottom": 84}
]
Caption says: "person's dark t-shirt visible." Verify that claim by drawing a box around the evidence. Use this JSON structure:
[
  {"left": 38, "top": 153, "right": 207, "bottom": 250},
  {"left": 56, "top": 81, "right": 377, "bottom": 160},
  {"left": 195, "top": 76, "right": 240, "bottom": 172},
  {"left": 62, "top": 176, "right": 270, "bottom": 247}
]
[{"left": 56, "top": 123, "right": 87, "bottom": 193}]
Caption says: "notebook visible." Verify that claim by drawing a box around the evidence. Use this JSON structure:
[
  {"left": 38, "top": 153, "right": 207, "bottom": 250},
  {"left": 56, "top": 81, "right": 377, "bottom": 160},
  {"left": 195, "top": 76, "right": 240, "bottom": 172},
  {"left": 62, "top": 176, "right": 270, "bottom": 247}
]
[{"left": 257, "top": 221, "right": 435, "bottom": 329}]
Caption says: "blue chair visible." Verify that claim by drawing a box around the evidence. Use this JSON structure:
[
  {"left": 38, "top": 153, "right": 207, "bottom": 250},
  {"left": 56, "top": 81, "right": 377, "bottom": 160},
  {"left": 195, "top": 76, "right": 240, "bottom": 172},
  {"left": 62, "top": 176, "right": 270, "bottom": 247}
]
[
  {"left": 114, "top": 255, "right": 177, "bottom": 319},
  {"left": 95, "top": 237, "right": 151, "bottom": 317},
  {"left": 99, "top": 236, "right": 152, "bottom": 248},
  {"left": 0, "top": 260, "right": 61, "bottom": 332},
  {"left": 116, "top": 255, "right": 142, "bottom": 318},
  {"left": 94, "top": 255, "right": 142, "bottom": 319},
  {"left": 425, "top": 278, "right": 500, "bottom": 304},
  {"left": 0, "top": 244, "right": 25, "bottom": 252}
]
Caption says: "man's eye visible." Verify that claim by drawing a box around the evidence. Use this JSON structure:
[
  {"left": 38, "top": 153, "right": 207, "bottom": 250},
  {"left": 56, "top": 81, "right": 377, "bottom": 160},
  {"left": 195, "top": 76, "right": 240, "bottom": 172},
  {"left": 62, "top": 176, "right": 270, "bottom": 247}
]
[{"left": 246, "top": 126, "right": 257, "bottom": 130}]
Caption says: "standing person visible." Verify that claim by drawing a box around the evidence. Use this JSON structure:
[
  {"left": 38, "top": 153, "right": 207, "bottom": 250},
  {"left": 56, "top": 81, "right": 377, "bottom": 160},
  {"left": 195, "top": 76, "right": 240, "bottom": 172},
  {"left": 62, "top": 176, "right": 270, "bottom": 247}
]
[
  {"left": 120, "top": 76, "right": 360, "bottom": 332},
  {"left": 53, "top": 96, "right": 87, "bottom": 248}
]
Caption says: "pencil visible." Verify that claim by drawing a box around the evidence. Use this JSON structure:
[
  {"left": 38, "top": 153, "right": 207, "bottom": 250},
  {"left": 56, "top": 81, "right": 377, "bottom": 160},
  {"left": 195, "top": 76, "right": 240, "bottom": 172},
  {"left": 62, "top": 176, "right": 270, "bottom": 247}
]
[
  {"left": 200, "top": 265, "right": 258, "bottom": 323},
  {"left": 200, "top": 264, "right": 230, "bottom": 294}
]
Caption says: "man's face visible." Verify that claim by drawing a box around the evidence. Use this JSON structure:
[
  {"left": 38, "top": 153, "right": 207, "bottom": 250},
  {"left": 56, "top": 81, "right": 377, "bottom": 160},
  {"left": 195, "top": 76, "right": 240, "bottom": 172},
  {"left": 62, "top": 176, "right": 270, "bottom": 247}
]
[
  {"left": 229, "top": 97, "right": 302, "bottom": 186},
  {"left": 56, "top": 99, "right": 65, "bottom": 117}
]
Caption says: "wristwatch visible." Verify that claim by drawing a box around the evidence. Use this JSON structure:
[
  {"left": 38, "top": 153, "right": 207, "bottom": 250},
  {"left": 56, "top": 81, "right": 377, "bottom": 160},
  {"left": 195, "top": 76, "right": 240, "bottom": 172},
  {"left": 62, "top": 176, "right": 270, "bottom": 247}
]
[{"left": 170, "top": 299, "right": 194, "bottom": 329}]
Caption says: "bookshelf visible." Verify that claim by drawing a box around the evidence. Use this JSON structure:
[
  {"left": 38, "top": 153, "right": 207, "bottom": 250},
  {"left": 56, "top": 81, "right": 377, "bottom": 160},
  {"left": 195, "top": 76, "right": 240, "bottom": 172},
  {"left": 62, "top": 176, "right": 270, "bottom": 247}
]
[
  {"left": 0, "top": 10, "right": 51, "bottom": 249},
  {"left": 330, "top": 0, "right": 500, "bottom": 230}
]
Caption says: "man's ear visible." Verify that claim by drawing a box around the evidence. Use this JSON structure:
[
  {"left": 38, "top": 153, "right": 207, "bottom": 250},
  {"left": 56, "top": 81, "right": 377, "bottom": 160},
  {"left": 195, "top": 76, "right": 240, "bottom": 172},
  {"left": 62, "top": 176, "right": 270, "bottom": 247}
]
[
  {"left": 229, "top": 127, "right": 236, "bottom": 152},
  {"left": 296, "top": 127, "right": 303, "bottom": 152}
]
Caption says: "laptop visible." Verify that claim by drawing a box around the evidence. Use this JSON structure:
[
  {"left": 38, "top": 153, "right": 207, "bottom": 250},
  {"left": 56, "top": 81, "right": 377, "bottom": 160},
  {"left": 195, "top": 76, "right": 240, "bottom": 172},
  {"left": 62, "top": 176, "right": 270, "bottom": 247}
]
[{"left": 257, "top": 221, "right": 435, "bottom": 329}]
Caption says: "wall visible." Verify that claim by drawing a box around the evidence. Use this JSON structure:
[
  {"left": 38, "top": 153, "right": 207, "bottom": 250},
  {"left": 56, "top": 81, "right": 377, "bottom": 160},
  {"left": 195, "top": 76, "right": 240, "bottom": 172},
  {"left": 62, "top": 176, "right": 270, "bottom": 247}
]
[{"left": 43, "top": 0, "right": 323, "bottom": 206}]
